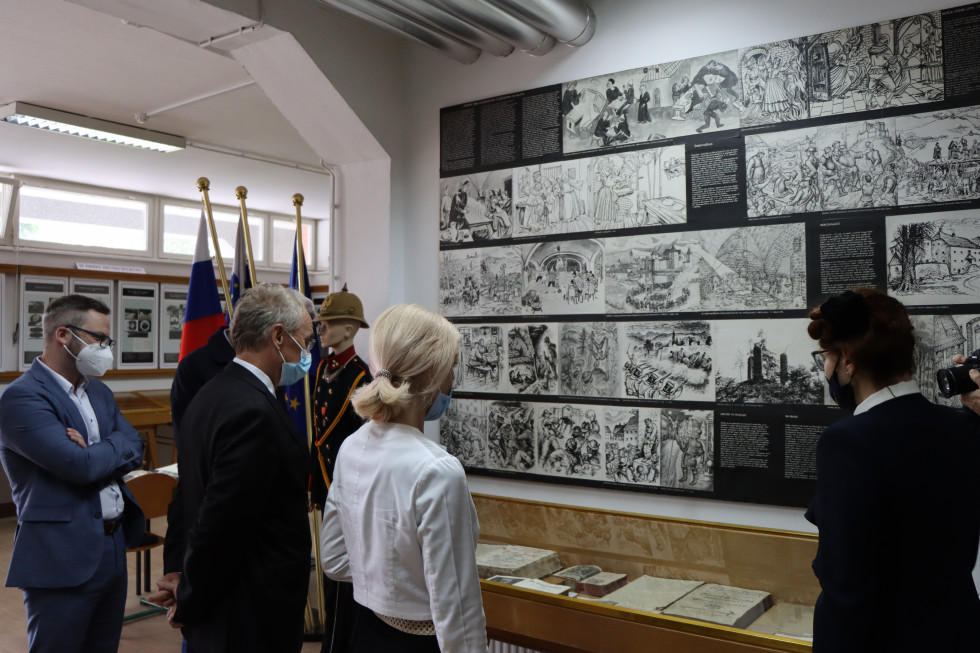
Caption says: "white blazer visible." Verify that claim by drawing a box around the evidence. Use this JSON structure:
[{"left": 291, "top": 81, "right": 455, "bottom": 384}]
[{"left": 321, "top": 421, "right": 488, "bottom": 653}]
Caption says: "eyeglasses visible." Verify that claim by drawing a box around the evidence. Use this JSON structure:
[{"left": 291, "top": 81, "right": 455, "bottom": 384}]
[
  {"left": 65, "top": 325, "right": 115, "bottom": 349},
  {"left": 811, "top": 349, "right": 830, "bottom": 369},
  {"left": 288, "top": 330, "right": 316, "bottom": 354}
]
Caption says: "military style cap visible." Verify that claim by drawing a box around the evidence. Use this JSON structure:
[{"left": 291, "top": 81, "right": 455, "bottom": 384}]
[{"left": 315, "top": 283, "right": 369, "bottom": 327}]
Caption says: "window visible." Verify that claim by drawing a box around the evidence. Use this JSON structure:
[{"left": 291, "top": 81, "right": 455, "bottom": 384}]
[
  {"left": 18, "top": 185, "right": 148, "bottom": 251},
  {"left": 162, "top": 203, "right": 264, "bottom": 262},
  {"left": 0, "top": 180, "right": 11, "bottom": 238},
  {"left": 272, "top": 217, "right": 314, "bottom": 267}
]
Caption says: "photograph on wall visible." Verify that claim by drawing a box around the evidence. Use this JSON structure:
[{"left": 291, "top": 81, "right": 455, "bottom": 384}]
[
  {"left": 20, "top": 276, "right": 67, "bottom": 369},
  {"left": 439, "top": 246, "right": 523, "bottom": 317},
  {"left": 535, "top": 402, "right": 602, "bottom": 480},
  {"left": 440, "top": 398, "right": 488, "bottom": 469},
  {"left": 512, "top": 159, "right": 589, "bottom": 237},
  {"left": 622, "top": 321, "right": 714, "bottom": 402},
  {"left": 159, "top": 284, "right": 187, "bottom": 368},
  {"left": 896, "top": 104, "right": 980, "bottom": 206},
  {"left": 116, "top": 282, "right": 157, "bottom": 368},
  {"left": 605, "top": 232, "right": 700, "bottom": 314},
  {"left": 910, "top": 312, "right": 980, "bottom": 406},
  {"left": 486, "top": 400, "right": 536, "bottom": 473},
  {"left": 559, "top": 322, "right": 619, "bottom": 398},
  {"left": 69, "top": 278, "right": 112, "bottom": 311},
  {"left": 737, "top": 38, "right": 809, "bottom": 127},
  {"left": 504, "top": 323, "right": 559, "bottom": 395},
  {"left": 713, "top": 319, "right": 823, "bottom": 405},
  {"left": 658, "top": 408, "right": 714, "bottom": 491},
  {"left": 440, "top": 170, "right": 513, "bottom": 243},
  {"left": 806, "top": 11, "right": 943, "bottom": 120},
  {"left": 885, "top": 209, "right": 980, "bottom": 306},
  {"left": 604, "top": 407, "right": 659, "bottom": 486},
  {"left": 586, "top": 146, "right": 687, "bottom": 229},
  {"left": 457, "top": 325, "right": 503, "bottom": 393},
  {"left": 745, "top": 117, "right": 900, "bottom": 217},
  {"left": 520, "top": 239, "right": 604, "bottom": 315}
]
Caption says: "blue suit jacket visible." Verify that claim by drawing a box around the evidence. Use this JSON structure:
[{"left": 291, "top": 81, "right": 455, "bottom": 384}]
[{"left": 0, "top": 360, "right": 145, "bottom": 589}]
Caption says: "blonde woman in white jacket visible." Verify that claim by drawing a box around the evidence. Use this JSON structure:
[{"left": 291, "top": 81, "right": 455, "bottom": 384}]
[{"left": 320, "top": 304, "right": 488, "bottom": 653}]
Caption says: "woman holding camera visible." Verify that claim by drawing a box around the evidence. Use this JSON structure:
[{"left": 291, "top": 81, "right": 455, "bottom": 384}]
[
  {"left": 319, "top": 304, "right": 487, "bottom": 653},
  {"left": 806, "top": 288, "right": 980, "bottom": 651}
]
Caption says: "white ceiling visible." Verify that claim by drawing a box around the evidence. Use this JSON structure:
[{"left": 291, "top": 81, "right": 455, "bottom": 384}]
[{"left": 0, "top": 0, "right": 332, "bottom": 217}]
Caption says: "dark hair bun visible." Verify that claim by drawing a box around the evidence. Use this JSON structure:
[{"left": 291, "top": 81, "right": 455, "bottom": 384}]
[{"left": 818, "top": 290, "right": 869, "bottom": 340}]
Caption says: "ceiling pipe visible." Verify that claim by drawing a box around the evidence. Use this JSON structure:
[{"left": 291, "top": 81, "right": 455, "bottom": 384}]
[
  {"left": 375, "top": 0, "right": 515, "bottom": 57},
  {"left": 485, "top": 0, "right": 595, "bottom": 47},
  {"left": 425, "top": 0, "right": 556, "bottom": 55},
  {"left": 315, "top": 0, "right": 481, "bottom": 64},
  {"left": 135, "top": 80, "right": 257, "bottom": 124}
]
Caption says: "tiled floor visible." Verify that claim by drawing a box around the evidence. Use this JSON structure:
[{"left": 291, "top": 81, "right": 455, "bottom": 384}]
[{"left": 0, "top": 515, "right": 323, "bottom": 652}]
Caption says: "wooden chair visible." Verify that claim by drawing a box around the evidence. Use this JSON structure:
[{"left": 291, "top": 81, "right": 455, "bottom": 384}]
[{"left": 125, "top": 472, "right": 178, "bottom": 596}]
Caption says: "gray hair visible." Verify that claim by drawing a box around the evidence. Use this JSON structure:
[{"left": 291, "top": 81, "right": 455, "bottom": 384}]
[
  {"left": 42, "top": 294, "right": 110, "bottom": 342},
  {"left": 229, "top": 283, "right": 315, "bottom": 353}
]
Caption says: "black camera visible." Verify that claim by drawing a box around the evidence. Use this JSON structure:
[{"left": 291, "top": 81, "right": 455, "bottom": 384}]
[{"left": 936, "top": 349, "right": 980, "bottom": 398}]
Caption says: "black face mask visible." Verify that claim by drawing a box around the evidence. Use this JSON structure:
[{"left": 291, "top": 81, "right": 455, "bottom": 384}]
[{"left": 827, "top": 371, "right": 857, "bottom": 414}]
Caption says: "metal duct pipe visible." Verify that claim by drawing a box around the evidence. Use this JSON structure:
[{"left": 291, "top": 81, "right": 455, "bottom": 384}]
[
  {"left": 376, "top": 0, "right": 515, "bottom": 57},
  {"left": 486, "top": 0, "right": 595, "bottom": 47},
  {"left": 315, "top": 0, "right": 481, "bottom": 64},
  {"left": 425, "top": 0, "right": 556, "bottom": 55}
]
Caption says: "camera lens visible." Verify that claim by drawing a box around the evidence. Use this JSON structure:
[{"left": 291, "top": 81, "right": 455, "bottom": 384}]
[{"left": 936, "top": 366, "right": 978, "bottom": 399}]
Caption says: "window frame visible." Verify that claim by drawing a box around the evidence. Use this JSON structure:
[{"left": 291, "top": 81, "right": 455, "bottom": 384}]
[{"left": 158, "top": 197, "right": 269, "bottom": 267}]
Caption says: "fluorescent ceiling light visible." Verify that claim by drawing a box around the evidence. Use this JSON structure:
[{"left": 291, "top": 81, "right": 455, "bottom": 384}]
[{"left": 0, "top": 101, "right": 185, "bottom": 153}]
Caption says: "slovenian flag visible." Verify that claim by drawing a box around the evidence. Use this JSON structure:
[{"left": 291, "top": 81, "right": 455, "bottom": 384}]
[
  {"left": 285, "top": 234, "right": 321, "bottom": 444},
  {"left": 230, "top": 217, "right": 253, "bottom": 310},
  {"left": 178, "top": 209, "right": 226, "bottom": 361}
]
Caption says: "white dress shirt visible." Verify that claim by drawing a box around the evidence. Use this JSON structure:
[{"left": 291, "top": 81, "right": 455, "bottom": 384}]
[
  {"left": 36, "top": 358, "right": 124, "bottom": 520},
  {"left": 321, "top": 421, "right": 488, "bottom": 653},
  {"left": 853, "top": 379, "right": 920, "bottom": 415}
]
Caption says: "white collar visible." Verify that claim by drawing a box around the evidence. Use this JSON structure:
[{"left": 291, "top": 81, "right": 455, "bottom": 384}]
[
  {"left": 232, "top": 357, "right": 275, "bottom": 395},
  {"left": 36, "top": 357, "right": 88, "bottom": 394},
  {"left": 853, "top": 380, "right": 920, "bottom": 415}
]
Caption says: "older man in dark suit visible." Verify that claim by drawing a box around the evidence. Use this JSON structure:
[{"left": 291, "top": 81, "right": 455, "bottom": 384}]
[
  {"left": 156, "top": 284, "right": 315, "bottom": 653},
  {"left": 0, "top": 294, "right": 145, "bottom": 653}
]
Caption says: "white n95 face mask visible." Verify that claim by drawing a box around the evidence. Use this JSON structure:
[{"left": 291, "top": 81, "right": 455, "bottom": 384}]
[{"left": 66, "top": 332, "right": 114, "bottom": 377}]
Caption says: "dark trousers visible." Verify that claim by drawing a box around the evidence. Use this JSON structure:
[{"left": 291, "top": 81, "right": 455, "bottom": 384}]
[
  {"left": 23, "top": 527, "right": 127, "bottom": 653},
  {"left": 348, "top": 600, "right": 440, "bottom": 653},
  {"left": 321, "top": 576, "right": 354, "bottom": 653}
]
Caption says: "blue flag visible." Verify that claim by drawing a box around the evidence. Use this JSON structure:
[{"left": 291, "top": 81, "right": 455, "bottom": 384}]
[
  {"left": 285, "top": 234, "right": 321, "bottom": 442},
  {"left": 230, "top": 217, "right": 253, "bottom": 309}
]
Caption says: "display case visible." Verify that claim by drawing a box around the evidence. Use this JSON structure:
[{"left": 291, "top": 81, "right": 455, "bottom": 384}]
[{"left": 473, "top": 494, "right": 817, "bottom": 652}]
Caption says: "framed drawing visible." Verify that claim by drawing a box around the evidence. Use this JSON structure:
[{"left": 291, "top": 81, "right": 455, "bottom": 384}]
[
  {"left": 159, "top": 284, "right": 187, "bottom": 369},
  {"left": 20, "top": 275, "right": 68, "bottom": 370},
  {"left": 116, "top": 281, "right": 158, "bottom": 369}
]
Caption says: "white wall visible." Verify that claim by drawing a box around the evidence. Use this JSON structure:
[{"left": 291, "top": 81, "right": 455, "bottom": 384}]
[{"left": 391, "top": 0, "right": 969, "bottom": 533}]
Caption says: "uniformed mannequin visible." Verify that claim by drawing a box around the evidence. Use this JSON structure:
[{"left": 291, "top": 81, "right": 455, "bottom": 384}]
[{"left": 310, "top": 284, "right": 372, "bottom": 653}]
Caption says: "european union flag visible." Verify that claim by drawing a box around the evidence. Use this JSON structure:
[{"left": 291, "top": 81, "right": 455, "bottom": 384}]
[{"left": 285, "top": 234, "right": 321, "bottom": 445}]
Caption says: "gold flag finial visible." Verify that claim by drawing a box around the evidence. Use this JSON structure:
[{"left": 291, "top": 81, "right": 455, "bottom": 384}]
[
  {"left": 235, "top": 186, "right": 248, "bottom": 200},
  {"left": 197, "top": 177, "right": 210, "bottom": 192},
  {"left": 292, "top": 193, "right": 304, "bottom": 207}
]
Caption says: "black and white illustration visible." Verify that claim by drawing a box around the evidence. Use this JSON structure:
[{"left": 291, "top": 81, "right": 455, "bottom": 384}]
[
  {"left": 504, "top": 323, "right": 559, "bottom": 394},
  {"left": 714, "top": 319, "right": 823, "bottom": 405},
  {"left": 605, "top": 224, "right": 806, "bottom": 314},
  {"left": 587, "top": 147, "right": 687, "bottom": 229},
  {"left": 559, "top": 322, "right": 619, "bottom": 398},
  {"left": 896, "top": 105, "right": 980, "bottom": 206},
  {"left": 520, "top": 240, "right": 604, "bottom": 315},
  {"left": 457, "top": 325, "right": 503, "bottom": 392},
  {"left": 738, "top": 39, "right": 808, "bottom": 127},
  {"left": 604, "top": 407, "right": 661, "bottom": 486},
  {"left": 535, "top": 403, "right": 603, "bottom": 479},
  {"left": 439, "top": 246, "right": 523, "bottom": 317},
  {"left": 440, "top": 171, "right": 513, "bottom": 243},
  {"left": 657, "top": 408, "right": 714, "bottom": 491},
  {"left": 909, "top": 313, "right": 980, "bottom": 407},
  {"left": 513, "top": 161, "right": 588, "bottom": 236},
  {"left": 20, "top": 276, "right": 68, "bottom": 368},
  {"left": 562, "top": 53, "right": 742, "bottom": 154},
  {"left": 486, "top": 400, "right": 535, "bottom": 472},
  {"left": 886, "top": 210, "right": 980, "bottom": 305},
  {"left": 440, "top": 399, "right": 488, "bottom": 468},
  {"left": 806, "top": 13, "right": 943, "bottom": 120},
  {"left": 745, "top": 119, "right": 901, "bottom": 216},
  {"left": 622, "top": 321, "right": 713, "bottom": 402}
]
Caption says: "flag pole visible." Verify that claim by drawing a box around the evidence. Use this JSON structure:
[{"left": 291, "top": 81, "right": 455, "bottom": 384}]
[
  {"left": 235, "top": 186, "right": 258, "bottom": 285},
  {"left": 197, "top": 177, "right": 234, "bottom": 318},
  {"left": 293, "top": 193, "right": 314, "bottom": 448}
]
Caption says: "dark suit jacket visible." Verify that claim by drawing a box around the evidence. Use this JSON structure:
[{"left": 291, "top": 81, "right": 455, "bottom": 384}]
[
  {"left": 0, "top": 360, "right": 144, "bottom": 588},
  {"left": 174, "top": 362, "right": 312, "bottom": 653},
  {"left": 805, "top": 393, "right": 980, "bottom": 652}
]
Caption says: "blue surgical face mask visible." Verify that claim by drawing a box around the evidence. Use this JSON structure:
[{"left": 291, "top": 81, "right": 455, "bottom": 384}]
[
  {"left": 278, "top": 332, "right": 312, "bottom": 387},
  {"left": 424, "top": 389, "right": 453, "bottom": 421}
]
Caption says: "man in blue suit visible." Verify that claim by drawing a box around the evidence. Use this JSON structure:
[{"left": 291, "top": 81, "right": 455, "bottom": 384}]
[{"left": 0, "top": 294, "right": 145, "bottom": 653}]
